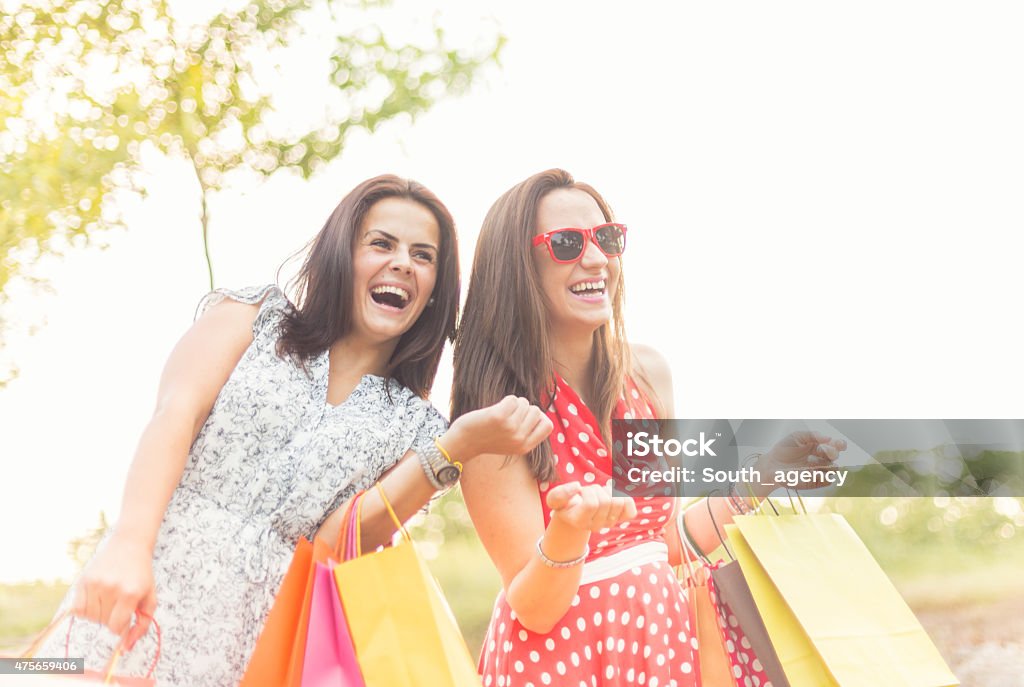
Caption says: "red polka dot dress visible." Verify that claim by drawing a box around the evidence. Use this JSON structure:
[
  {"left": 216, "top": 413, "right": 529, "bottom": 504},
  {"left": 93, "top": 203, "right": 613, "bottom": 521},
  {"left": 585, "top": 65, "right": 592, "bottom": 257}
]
[{"left": 478, "top": 375, "right": 699, "bottom": 687}]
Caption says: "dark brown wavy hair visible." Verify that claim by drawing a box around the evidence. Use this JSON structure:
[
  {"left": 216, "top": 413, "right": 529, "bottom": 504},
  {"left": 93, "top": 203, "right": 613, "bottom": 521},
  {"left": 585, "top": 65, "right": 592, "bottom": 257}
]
[
  {"left": 451, "top": 169, "right": 630, "bottom": 482},
  {"left": 277, "top": 174, "right": 459, "bottom": 398}
]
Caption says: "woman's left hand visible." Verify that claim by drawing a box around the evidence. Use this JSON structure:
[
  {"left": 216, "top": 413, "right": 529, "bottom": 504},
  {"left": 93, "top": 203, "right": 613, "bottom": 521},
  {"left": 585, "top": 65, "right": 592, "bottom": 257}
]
[{"left": 756, "top": 431, "right": 847, "bottom": 491}]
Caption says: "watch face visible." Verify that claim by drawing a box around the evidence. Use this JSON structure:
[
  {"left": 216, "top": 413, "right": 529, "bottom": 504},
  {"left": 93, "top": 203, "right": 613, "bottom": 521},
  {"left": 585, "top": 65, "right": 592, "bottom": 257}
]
[{"left": 437, "top": 464, "right": 461, "bottom": 486}]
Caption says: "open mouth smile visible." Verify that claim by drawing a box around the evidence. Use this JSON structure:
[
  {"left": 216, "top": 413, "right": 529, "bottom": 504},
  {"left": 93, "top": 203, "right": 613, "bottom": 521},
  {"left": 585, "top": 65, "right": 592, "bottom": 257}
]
[
  {"left": 568, "top": 278, "right": 607, "bottom": 300},
  {"left": 370, "top": 284, "right": 412, "bottom": 310}
]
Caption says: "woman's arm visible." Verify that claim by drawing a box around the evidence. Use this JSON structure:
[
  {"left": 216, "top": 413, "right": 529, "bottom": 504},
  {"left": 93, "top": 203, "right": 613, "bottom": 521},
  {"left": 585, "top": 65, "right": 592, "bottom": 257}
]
[
  {"left": 317, "top": 396, "right": 556, "bottom": 553},
  {"left": 461, "top": 454, "right": 583, "bottom": 634},
  {"left": 72, "top": 298, "right": 260, "bottom": 645},
  {"left": 629, "top": 344, "right": 845, "bottom": 560},
  {"left": 462, "top": 450, "right": 636, "bottom": 634}
]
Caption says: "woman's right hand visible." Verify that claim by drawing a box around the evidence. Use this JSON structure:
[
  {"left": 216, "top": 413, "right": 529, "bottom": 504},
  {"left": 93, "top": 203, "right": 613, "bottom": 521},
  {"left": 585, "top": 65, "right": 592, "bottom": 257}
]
[
  {"left": 444, "top": 395, "right": 553, "bottom": 461},
  {"left": 70, "top": 533, "right": 157, "bottom": 650},
  {"left": 546, "top": 481, "right": 637, "bottom": 532}
]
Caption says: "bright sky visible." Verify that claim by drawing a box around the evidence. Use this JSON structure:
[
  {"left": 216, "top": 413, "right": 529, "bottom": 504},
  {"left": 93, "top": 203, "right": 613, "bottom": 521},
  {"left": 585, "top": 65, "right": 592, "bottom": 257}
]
[{"left": 2, "top": 0, "right": 1023, "bottom": 583}]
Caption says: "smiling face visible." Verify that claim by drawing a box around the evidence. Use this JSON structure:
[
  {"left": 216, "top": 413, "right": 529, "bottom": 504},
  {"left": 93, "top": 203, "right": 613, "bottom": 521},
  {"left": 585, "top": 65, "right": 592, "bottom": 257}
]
[
  {"left": 533, "top": 187, "right": 621, "bottom": 340},
  {"left": 350, "top": 196, "right": 441, "bottom": 347}
]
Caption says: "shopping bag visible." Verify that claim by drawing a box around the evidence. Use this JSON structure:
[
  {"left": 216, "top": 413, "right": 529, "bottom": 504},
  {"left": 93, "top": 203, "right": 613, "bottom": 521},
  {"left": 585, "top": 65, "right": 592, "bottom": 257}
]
[
  {"left": 240, "top": 537, "right": 314, "bottom": 687},
  {"left": 300, "top": 563, "right": 364, "bottom": 687},
  {"left": 691, "top": 495, "right": 789, "bottom": 687},
  {"left": 726, "top": 520, "right": 832, "bottom": 686},
  {"left": 284, "top": 537, "right": 340, "bottom": 686},
  {"left": 676, "top": 538, "right": 736, "bottom": 686},
  {"left": 710, "top": 559, "right": 790, "bottom": 687},
  {"left": 333, "top": 485, "right": 482, "bottom": 687},
  {"left": 7, "top": 609, "right": 160, "bottom": 686},
  {"left": 242, "top": 498, "right": 363, "bottom": 687},
  {"left": 729, "top": 512, "right": 960, "bottom": 687},
  {"left": 677, "top": 501, "right": 776, "bottom": 686}
]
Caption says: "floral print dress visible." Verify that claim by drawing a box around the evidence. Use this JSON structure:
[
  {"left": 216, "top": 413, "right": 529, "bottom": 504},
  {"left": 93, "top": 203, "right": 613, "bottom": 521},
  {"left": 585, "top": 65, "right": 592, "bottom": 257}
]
[{"left": 40, "top": 285, "right": 447, "bottom": 686}]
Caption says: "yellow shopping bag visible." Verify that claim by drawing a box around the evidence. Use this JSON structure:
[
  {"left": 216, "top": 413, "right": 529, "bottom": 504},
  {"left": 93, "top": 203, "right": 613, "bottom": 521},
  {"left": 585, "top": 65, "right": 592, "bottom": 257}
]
[
  {"left": 728, "top": 512, "right": 959, "bottom": 687},
  {"left": 333, "top": 485, "right": 482, "bottom": 687}
]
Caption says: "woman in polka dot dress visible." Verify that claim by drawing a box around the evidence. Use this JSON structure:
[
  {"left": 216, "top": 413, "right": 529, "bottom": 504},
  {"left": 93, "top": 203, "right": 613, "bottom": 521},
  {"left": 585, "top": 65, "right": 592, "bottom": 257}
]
[
  {"left": 452, "top": 168, "right": 846, "bottom": 687},
  {"left": 486, "top": 373, "right": 696, "bottom": 686}
]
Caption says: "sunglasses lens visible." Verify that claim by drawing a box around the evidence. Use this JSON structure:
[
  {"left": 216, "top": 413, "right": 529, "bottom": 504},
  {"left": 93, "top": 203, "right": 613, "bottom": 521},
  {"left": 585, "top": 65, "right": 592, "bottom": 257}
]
[
  {"left": 595, "top": 224, "right": 625, "bottom": 256},
  {"left": 549, "top": 230, "right": 585, "bottom": 261}
]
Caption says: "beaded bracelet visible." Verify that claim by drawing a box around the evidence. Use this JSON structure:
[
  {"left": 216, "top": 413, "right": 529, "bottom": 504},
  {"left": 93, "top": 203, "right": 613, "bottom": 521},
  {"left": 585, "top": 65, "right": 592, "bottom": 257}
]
[{"left": 536, "top": 536, "right": 589, "bottom": 568}]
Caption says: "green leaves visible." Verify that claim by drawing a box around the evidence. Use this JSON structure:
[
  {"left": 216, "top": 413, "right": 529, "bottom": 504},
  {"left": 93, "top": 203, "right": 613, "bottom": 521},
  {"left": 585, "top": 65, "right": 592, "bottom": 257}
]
[{"left": 1, "top": 0, "right": 502, "bottom": 301}]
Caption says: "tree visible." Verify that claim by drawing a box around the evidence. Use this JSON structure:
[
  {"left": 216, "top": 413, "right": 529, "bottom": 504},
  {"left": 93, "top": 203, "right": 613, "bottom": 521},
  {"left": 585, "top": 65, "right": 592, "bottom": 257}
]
[
  {"left": 67, "top": 510, "right": 110, "bottom": 572},
  {"left": 0, "top": 0, "right": 502, "bottom": 302}
]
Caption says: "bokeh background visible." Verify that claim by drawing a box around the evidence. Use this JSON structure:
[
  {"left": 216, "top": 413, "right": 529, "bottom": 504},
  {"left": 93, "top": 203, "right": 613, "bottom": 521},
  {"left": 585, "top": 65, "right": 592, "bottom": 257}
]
[{"left": 2, "top": 0, "right": 1023, "bottom": 683}]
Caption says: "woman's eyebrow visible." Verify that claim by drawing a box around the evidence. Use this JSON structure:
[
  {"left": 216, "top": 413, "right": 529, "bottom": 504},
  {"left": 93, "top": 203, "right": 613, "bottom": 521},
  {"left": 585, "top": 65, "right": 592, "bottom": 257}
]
[{"left": 367, "top": 229, "right": 437, "bottom": 252}]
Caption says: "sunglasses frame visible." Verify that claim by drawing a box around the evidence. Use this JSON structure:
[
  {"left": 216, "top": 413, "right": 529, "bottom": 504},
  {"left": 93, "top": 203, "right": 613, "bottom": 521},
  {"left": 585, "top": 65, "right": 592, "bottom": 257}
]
[{"left": 532, "top": 222, "right": 628, "bottom": 264}]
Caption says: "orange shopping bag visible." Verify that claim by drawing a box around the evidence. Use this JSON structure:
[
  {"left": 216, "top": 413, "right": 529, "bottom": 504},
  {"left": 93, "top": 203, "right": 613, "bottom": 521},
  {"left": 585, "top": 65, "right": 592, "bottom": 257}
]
[
  {"left": 241, "top": 499, "right": 357, "bottom": 687},
  {"left": 677, "top": 525, "right": 737, "bottom": 686}
]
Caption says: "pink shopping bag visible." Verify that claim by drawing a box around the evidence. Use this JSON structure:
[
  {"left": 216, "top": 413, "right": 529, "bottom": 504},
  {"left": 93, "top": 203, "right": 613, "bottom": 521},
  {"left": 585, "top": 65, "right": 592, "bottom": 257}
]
[{"left": 300, "top": 562, "right": 365, "bottom": 687}]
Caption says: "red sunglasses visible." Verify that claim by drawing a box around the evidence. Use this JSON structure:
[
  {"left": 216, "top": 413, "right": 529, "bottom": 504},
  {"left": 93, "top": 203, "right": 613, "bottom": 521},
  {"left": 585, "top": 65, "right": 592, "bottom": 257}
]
[{"left": 532, "top": 223, "right": 627, "bottom": 264}]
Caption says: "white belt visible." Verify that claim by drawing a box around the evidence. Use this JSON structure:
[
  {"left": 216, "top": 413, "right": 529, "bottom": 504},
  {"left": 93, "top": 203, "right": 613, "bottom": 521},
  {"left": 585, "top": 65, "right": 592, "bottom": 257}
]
[{"left": 579, "top": 541, "right": 669, "bottom": 585}]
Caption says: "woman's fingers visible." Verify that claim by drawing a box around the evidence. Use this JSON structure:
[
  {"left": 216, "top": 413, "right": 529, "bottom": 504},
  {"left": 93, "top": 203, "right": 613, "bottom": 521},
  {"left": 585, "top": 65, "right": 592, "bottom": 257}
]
[
  {"left": 546, "top": 481, "right": 583, "bottom": 511},
  {"left": 586, "top": 488, "right": 613, "bottom": 528},
  {"left": 552, "top": 485, "right": 639, "bottom": 531},
  {"left": 617, "top": 496, "right": 638, "bottom": 522},
  {"left": 108, "top": 596, "right": 136, "bottom": 637},
  {"left": 811, "top": 439, "right": 847, "bottom": 463},
  {"left": 83, "top": 583, "right": 101, "bottom": 626},
  {"left": 604, "top": 496, "right": 638, "bottom": 525},
  {"left": 603, "top": 498, "right": 626, "bottom": 526},
  {"left": 507, "top": 396, "right": 532, "bottom": 427},
  {"left": 70, "top": 583, "right": 87, "bottom": 618},
  {"left": 524, "top": 412, "right": 554, "bottom": 451},
  {"left": 125, "top": 591, "right": 157, "bottom": 651}
]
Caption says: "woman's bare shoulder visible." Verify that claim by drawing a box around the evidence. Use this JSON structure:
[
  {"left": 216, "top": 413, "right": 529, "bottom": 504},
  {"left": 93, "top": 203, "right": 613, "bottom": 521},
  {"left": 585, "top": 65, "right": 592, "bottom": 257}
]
[{"left": 629, "top": 343, "right": 674, "bottom": 417}]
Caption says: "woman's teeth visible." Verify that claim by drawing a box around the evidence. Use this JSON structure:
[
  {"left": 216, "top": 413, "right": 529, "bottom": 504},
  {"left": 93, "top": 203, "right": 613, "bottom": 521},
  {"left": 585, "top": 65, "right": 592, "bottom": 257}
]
[
  {"left": 569, "top": 279, "right": 606, "bottom": 295},
  {"left": 370, "top": 285, "right": 410, "bottom": 308}
]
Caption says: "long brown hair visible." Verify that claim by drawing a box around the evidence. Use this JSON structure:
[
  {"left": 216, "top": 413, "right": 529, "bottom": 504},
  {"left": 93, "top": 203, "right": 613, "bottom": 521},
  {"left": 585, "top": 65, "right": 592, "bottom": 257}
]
[
  {"left": 277, "top": 174, "right": 459, "bottom": 398},
  {"left": 452, "top": 169, "right": 629, "bottom": 481}
]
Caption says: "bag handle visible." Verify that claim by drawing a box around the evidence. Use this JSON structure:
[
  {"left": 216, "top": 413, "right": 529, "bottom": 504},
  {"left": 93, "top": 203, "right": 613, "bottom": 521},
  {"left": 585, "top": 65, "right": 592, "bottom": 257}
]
[
  {"left": 75, "top": 610, "right": 161, "bottom": 683},
  {"left": 785, "top": 487, "right": 808, "bottom": 515},
  {"left": 343, "top": 483, "right": 410, "bottom": 560},
  {"left": 18, "top": 608, "right": 70, "bottom": 659},
  {"left": 23, "top": 608, "right": 161, "bottom": 681},
  {"left": 704, "top": 489, "right": 735, "bottom": 562},
  {"left": 743, "top": 481, "right": 780, "bottom": 516},
  {"left": 344, "top": 491, "right": 363, "bottom": 561},
  {"left": 332, "top": 496, "right": 358, "bottom": 559},
  {"left": 675, "top": 517, "right": 699, "bottom": 589},
  {"left": 375, "top": 482, "right": 411, "bottom": 542}
]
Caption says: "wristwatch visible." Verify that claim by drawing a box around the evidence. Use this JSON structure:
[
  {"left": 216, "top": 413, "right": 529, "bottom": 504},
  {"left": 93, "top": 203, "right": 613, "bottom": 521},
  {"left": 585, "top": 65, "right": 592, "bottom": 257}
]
[{"left": 418, "top": 440, "right": 462, "bottom": 489}]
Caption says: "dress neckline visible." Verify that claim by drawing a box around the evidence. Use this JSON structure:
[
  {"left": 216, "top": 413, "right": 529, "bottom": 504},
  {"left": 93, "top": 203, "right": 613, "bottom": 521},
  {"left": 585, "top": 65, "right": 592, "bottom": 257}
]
[
  {"left": 552, "top": 372, "right": 603, "bottom": 429},
  {"left": 312, "top": 350, "right": 389, "bottom": 410},
  {"left": 552, "top": 371, "right": 652, "bottom": 422},
  {"left": 324, "top": 374, "right": 386, "bottom": 410}
]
